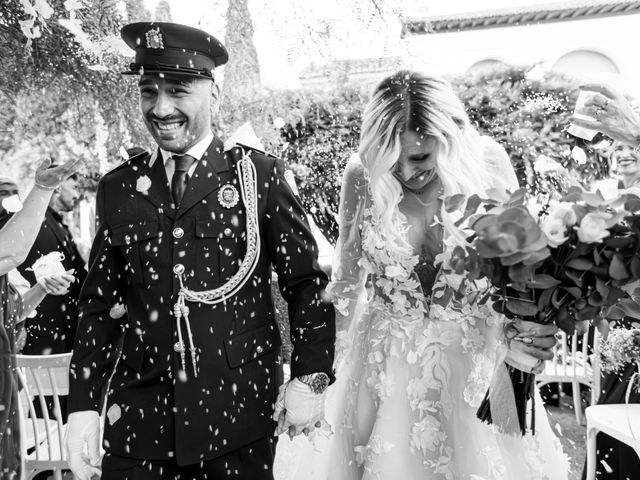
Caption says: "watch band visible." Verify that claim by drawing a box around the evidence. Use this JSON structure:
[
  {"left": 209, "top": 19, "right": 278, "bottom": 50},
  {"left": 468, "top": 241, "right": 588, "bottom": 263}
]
[{"left": 297, "top": 372, "right": 330, "bottom": 394}]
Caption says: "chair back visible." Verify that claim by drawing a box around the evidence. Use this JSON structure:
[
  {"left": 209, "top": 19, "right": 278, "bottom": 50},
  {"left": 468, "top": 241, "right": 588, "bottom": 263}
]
[
  {"left": 16, "top": 352, "right": 72, "bottom": 476},
  {"left": 538, "top": 328, "right": 601, "bottom": 405},
  {"left": 546, "top": 330, "right": 595, "bottom": 379}
]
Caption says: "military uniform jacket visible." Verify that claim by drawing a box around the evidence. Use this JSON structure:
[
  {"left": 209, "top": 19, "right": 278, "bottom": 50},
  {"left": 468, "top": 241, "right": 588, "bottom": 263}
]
[{"left": 68, "top": 136, "right": 335, "bottom": 465}]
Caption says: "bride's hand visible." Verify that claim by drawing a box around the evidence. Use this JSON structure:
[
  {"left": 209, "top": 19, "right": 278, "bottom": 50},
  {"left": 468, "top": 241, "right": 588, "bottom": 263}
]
[
  {"left": 506, "top": 319, "right": 558, "bottom": 361},
  {"left": 504, "top": 319, "right": 558, "bottom": 374}
]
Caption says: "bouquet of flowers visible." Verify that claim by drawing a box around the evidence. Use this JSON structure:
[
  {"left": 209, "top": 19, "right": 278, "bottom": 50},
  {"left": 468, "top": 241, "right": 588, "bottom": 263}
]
[{"left": 434, "top": 186, "right": 640, "bottom": 434}]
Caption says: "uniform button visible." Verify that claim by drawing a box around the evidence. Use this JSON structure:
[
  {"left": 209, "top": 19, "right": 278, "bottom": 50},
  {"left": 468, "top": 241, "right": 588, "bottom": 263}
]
[
  {"left": 173, "top": 264, "right": 185, "bottom": 275},
  {"left": 173, "top": 227, "right": 184, "bottom": 239},
  {"left": 255, "top": 346, "right": 264, "bottom": 354},
  {"left": 223, "top": 228, "right": 232, "bottom": 237}
]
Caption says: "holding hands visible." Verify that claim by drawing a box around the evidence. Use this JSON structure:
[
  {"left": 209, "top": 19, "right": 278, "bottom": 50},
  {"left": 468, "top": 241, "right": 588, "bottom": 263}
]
[
  {"left": 572, "top": 83, "right": 640, "bottom": 146},
  {"left": 273, "top": 377, "right": 329, "bottom": 440}
]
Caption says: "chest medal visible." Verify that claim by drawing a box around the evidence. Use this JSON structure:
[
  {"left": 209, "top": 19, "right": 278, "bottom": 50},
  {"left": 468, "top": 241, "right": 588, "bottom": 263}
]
[{"left": 218, "top": 184, "right": 240, "bottom": 209}]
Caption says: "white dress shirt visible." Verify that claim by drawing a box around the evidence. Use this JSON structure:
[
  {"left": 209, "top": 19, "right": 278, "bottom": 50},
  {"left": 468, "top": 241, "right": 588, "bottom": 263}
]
[{"left": 149, "top": 130, "right": 214, "bottom": 182}]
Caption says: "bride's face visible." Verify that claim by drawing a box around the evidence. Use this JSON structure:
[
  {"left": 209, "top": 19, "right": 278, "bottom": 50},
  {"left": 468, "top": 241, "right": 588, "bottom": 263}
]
[{"left": 393, "top": 131, "right": 438, "bottom": 191}]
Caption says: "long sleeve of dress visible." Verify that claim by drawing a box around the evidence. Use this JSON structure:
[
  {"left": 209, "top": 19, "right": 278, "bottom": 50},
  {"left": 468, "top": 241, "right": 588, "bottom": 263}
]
[{"left": 327, "top": 155, "right": 368, "bottom": 356}]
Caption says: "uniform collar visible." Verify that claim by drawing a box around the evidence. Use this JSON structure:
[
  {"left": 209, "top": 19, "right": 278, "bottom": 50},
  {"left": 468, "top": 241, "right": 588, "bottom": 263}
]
[
  {"left": 48, "top": 206, "right": 63, "bottom": 223},
  {"left": 150, "top": 130, "right": 214, "bottom": 167}
]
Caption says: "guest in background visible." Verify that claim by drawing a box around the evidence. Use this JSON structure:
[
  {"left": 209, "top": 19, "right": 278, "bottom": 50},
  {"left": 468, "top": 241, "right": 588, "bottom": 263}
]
[
  {"left": 580, "top": 142, "right": 640, "bottom": 480},
  {"left": 0, "top": 159, "right": 80, "bottom": 479},
  {"left": 0, "top": 171, "right": 88, "bottom": 355},
  {"left": 611, "top": 141, "right": 640, "bottom": 190},
  {"left": 572, "top": 83, "right": 640, "bottom": 148}
]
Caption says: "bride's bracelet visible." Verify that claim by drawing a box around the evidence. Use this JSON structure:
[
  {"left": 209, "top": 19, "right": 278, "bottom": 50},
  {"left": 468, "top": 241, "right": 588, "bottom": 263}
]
[{"left": 34, "top": 181, "right": 57, "bottom": 191}]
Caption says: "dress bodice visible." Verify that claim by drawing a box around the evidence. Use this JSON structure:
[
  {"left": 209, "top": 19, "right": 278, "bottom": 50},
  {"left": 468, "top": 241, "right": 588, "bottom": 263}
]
[{"left": 413, "top": 225, "right": 443, "bottom": 297}]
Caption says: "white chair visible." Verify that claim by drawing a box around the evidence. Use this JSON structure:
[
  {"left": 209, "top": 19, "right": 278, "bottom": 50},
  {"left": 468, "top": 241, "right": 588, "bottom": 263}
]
[
  {"left": 16, "top": 352, "right": 72, "bottom": 480},
  {"left": 536, "top": 329, "right": 600, "bottom": 425},
  {"left": 585, "top": 404, "right": 640, "bottom": 480}
]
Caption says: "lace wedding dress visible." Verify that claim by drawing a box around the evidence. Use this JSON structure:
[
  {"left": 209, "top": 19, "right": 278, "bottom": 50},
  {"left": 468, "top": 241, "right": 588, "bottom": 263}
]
[{"left": 288, "top": 139, "right": 569, "bottom": 480}]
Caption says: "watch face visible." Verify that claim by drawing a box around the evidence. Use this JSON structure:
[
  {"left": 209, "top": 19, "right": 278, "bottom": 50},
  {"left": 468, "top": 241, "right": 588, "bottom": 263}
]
[{"left": 312, "top": 373, "right": 330, "bottom": 393}]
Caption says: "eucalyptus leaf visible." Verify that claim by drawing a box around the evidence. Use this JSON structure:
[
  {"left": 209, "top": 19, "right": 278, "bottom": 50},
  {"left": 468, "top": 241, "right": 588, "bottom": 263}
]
[
  {"left": 444, "top": 194, "right": 466, "bottom": 213},
  {"left": 526, "top": 274, "right": 561, "bottom": 289},
  {"left": 631, "top": 255, "right": 640, "bottom": 278},
  {"left": 609, "top": 254, "right": 629, "bottom": 280},
  {"left": 537, "top": 287, "right": 556, "bottom": 311},
  {"left": 616, "top": 298, "right": 640, "bottom": 319},
  {"left": 505, "top": 298, "right": 539, "bottom": 317},
  {"left": 565, "top": 257, "right": 593, "bottom": 270}
]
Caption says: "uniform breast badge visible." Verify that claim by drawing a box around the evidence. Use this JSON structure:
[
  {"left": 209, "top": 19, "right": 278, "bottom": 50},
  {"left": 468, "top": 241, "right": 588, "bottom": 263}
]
[
  {"left": 218, "top": 184, "right": 239, "bottom": 209},
  {"left": 145, "top": 27, "right": 164, "bottom": 49}
]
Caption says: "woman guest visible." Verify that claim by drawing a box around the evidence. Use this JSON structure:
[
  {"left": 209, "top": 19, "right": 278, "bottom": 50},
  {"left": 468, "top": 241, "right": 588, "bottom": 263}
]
[
  {"left": 579, "top": 142, "right": 640, "bottom": 480},
  {"left": 572, "top": 83, "right": 640, "bottom": 148},
  {"left": 613, "top": 141, "right": 640, "bottom": 190},
  {"left": 0, "top": 159, "right": 79, "bottom": 479},
  {"left": 291, "top": 70, "right": 569, "bottom": 479}
]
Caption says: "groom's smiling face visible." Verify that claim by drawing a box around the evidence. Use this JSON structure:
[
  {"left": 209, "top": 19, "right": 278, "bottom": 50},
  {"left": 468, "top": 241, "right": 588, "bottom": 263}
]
[{"left": 138, "top": 74, "right": 215, "bottom": 154}]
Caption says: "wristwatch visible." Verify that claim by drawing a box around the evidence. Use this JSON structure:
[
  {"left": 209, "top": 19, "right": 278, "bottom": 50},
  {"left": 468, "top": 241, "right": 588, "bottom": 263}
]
[{"left": 297, "top": 372, "right": 330, "bottom": 394}]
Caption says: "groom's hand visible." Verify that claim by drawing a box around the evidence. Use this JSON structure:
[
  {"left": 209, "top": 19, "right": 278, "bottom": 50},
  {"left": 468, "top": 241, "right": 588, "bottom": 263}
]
[
  {"left": 65, "top": 410, "right": 102, "bottom": 480},
  {"left": 273, "top": 378, "right": 326, "bottom": 439}
]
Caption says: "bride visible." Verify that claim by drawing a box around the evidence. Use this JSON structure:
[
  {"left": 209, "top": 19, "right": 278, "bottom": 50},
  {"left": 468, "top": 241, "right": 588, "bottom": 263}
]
[{"left": 290, "top": 70, "right": 570, "bottom": 479}]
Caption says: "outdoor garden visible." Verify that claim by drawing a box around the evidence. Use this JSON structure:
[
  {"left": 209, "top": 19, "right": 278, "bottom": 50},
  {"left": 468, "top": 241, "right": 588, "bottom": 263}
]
[{"left": 1, "top": 1, "right": 622, "bottom": 478}]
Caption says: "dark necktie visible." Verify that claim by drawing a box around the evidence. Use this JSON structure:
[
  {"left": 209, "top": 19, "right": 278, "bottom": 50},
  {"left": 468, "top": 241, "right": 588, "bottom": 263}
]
[{"left": 171, "top": 154, "right": 196, "bottom": 206}]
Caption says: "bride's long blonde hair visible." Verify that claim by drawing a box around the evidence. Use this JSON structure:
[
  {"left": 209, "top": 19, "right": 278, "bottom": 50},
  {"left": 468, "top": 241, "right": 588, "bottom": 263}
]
[{"left": 358, "top": 70, "right": 493, "bottom": 255}]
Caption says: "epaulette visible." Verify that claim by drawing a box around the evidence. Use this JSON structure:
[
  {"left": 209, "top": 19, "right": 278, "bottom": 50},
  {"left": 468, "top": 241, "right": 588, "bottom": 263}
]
[
  {"left": 105, "top": 147, "right": 149, "bottom": 176},
  {"left": 235, "top": 143, "right": 278, "bottom": 159}
]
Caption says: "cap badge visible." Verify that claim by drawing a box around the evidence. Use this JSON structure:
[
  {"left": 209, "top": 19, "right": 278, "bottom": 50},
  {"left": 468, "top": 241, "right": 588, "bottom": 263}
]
[
  {"left": 145, "top": 27, "right": 164, "bottom": 49},
  {"left": 218, "top": 184, "right": 239, "bottom": 209}
]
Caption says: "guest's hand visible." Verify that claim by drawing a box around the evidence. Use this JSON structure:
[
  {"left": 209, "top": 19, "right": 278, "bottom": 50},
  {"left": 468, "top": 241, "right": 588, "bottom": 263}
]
[
  {"left": 572, "top": 83, "right": 640, "bottom": 146},
  {"left": 34, "top": 157, "right": 83, "bottom": 190},
  {"left": 39, "top": 269, "right": 75, "bottom": 295}
]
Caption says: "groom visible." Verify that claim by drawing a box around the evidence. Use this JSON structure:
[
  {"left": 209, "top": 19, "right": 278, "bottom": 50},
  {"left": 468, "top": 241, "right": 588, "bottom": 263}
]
[{"left": 65, "top": 22, "right": 335, "bottom": 480}]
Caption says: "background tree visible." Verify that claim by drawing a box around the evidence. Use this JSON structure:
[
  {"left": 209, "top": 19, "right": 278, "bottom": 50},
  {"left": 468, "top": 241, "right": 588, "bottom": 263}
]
[
  {"left": 0, "top": 0, "right": 149, "bottom": 189},
  {"left": 219, "top": 0, "right": 263, "bottom": 132},
  {"left": 125, "top": 0, "right": 152, "bottom": 23},
  {"left": 154, "top": 0, "right": 173, "bottom": 23}
]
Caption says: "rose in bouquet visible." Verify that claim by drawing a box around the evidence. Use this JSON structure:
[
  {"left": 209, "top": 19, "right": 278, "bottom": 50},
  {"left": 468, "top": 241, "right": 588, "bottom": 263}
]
[{"left": 435, "top": 187, "right": 640, "bottom": 434}]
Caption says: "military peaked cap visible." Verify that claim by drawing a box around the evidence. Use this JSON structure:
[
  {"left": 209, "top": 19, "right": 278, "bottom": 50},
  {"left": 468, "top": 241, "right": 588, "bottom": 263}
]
[{"left": 120, "top": 22, "right": 228, "bottom": 79}]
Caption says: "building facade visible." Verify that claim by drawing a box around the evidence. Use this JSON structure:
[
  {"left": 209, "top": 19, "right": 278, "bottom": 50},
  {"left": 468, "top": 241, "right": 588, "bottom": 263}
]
[{"left": 402, "top": 0, "right": 640, "bottom": 96}]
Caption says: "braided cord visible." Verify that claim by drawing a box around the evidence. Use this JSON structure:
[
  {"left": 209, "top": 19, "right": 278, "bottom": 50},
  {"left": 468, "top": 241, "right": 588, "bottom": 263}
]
[{"left": 178, "top": 147, "right": 261, "bottom": 304}]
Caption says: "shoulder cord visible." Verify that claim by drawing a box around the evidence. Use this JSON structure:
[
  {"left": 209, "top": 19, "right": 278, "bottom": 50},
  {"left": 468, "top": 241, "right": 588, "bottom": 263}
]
[{"left": 172, "top": 146, "right": 261, "bottom": 377}]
